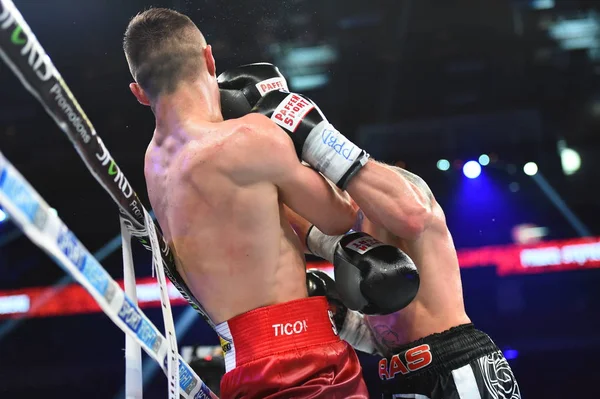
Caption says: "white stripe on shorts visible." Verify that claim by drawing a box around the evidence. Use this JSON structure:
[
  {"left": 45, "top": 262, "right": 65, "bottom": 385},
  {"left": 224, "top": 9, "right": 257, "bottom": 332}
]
[{"left": 452, "top": 364, "right": 482, "bottom": 399}]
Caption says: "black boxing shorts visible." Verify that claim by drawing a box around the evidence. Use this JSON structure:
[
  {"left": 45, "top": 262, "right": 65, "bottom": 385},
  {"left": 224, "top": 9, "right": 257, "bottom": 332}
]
[{"left": 375, "top": 323, "right": 521, "bottom": 399}]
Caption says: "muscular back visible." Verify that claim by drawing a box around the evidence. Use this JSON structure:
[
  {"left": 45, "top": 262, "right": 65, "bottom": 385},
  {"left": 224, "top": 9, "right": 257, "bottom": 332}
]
[{"left": 145, "top": 117, "right": 307, "bottom": 324}]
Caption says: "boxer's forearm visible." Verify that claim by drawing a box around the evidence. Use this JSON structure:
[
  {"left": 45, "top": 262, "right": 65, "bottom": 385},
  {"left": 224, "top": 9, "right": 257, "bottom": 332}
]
[
  {"left": 284, "top": 206, "right": 312, "bottom": 254},
  {"left": 347, "top": 161, "right": 433, "bottom": 240},
  {"left": 284, "top": 178, "right": 356, "bottom": 254}
]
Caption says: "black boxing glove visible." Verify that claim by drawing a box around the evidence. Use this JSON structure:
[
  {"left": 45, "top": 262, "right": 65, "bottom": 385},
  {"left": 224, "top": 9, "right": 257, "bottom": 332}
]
[
  {"left": 252, "top": 90, "right": 369, "bottom": 189},
  {"left": 306, "top": 226, "right": 419, "bottom": 315},
  {"left": 306, "top": 269, "right": 381, "bottom": 355},
  {"left": 217, "top": 63, "right": 288, "bottom": 120},
  {"left": 306, "top": 268, "right": 347, "bottom": 331}
]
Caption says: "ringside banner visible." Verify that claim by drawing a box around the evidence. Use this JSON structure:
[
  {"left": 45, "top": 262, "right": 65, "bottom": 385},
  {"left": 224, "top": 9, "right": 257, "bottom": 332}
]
[{"left": 1, "top": 236, "right": 599, "bottom": 320}]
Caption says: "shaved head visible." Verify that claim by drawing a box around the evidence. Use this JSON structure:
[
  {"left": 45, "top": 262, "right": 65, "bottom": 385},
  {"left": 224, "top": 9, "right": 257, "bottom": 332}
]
[{"left": 123, "top": 8, "right": 207, "bottom": 100}]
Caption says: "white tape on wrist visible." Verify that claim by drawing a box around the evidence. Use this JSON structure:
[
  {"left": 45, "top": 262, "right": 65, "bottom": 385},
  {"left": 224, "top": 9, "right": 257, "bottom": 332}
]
[
  {"left": 303, "top": 121, "right": 364, "bottom": 185},
  {"left": 306, "top": 225, "right": 342, "bottom": 262},
  {"left": 339, "top": 310, "right": 380, "bottom": 356}
]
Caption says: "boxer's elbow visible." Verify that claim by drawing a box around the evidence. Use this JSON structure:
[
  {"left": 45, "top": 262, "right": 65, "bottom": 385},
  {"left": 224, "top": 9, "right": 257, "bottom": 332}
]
[
  {"left": 406, "top": 205, "right": 432, "bottom": 234},
  {"left": 382, "top": 165, "right": 438, "bottom": 239},
  {"left": 388, "top": 203, "right": 433, "bottom": 240}
]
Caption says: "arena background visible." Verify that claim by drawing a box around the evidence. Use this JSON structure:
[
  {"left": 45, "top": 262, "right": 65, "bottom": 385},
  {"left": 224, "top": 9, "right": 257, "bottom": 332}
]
[{"left": 1, "top": 0, "right": 599, "bottom": 397}]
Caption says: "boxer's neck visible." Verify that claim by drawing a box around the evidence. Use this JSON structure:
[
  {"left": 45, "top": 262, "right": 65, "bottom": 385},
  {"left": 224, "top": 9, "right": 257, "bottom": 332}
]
[{"left": 152, "top": 80, "right": 221, "bottom": 135}]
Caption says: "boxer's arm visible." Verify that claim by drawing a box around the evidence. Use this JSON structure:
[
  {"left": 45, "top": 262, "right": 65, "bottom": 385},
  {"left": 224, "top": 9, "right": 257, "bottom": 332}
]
[
  {"left": 284, "top": 190, "right": 357, "bottom": 253},
  {"left": 278, "top": 165, "right": 356, "bottom": 235},
  {"left": 241, "top": 114, "right": 356, "bottom": 235},
  {"left": 346, "top": 162, "right": 436, "bottom": 240},
  {"left": 284, "top": 206, "right": 312, "bottom": 254},
  {"left": 251, "top": 90, "right": 435, "bottom": 239}
]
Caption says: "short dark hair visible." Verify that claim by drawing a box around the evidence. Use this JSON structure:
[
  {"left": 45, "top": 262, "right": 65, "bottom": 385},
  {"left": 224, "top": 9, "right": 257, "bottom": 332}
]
[{"left": 123, "top": 8, "right": 206, "bottom": 99}]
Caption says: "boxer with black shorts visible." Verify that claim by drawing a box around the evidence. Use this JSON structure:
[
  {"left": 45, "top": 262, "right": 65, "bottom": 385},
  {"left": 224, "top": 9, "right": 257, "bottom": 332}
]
[
  {"left": 123, "top": 8, "right": 369, "bottom": 398},
  {"left": 351, "top": 202, "right": 520, "bottom": 399},
  {"left": 287, "top": 127, "right": 521, "bottom": 399},
  {"left": 218, "top": 65, "right": 521, "bottom": 398}
]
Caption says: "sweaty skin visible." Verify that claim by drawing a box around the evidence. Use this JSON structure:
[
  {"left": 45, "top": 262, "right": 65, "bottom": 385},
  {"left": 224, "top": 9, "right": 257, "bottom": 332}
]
[{"left": 145, "top": 111, "right": 356, "bottom": 324}]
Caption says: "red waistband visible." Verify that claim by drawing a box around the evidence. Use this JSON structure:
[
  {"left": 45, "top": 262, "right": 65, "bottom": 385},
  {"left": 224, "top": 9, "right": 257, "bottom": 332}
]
[{"left": 216, "top": 296, "right": 340, "bottom": 371}]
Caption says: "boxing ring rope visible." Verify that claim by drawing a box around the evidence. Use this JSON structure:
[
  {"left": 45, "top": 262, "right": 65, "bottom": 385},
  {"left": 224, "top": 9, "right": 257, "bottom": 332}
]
[
  {"left": 0, "top": 0, "right": 212, "bottom": 329},
  {"left": 121, "top": 218, "right": 144, "bottom": 399},
  {"left": 0, "top": 152, "right": 213, "bottom": 399},
  {"left": 0, "top": 0, "right": 217, "bottom": 398}
]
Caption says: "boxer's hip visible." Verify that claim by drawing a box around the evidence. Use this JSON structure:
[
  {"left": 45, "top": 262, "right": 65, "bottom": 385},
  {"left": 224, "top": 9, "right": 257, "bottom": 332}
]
[
  {"left": 217, "top": 296, "right": 368, "bottom": 398},
  {"left": 377, "top": 323, "right": 520, "bottom": 398}
]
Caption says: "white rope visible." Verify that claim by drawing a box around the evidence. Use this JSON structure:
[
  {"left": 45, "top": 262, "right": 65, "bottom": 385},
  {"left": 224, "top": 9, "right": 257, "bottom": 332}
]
[
  {"left": 122, "top": 218, "right": 143, "bottom": 399},
  {"left": 0, "top": 2, "right": 215, "bottom": 396},
  {"left": 144, "top": 210, "right": 180, "bottom": 399},
  {"left": 0, "top": 0, "right": 216, "bottom": 331}
]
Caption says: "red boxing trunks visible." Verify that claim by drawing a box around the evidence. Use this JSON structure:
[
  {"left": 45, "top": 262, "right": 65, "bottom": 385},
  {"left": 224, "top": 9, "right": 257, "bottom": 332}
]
[{"left": 216, "top": 296, "right": 368, "bottom": 399}]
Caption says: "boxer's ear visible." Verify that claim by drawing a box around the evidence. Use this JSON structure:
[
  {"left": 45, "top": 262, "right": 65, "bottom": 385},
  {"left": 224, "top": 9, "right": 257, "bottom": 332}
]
[
  {"left": 129, "top": 83, "right": 150, "bottom": 106},
  {"left": 204, "top": 44, "right": 216, "bottom": 77}
]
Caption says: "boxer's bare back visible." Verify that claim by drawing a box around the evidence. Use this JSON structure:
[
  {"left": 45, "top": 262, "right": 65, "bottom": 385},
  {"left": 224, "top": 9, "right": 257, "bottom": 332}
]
[{"left": 145, "top": 113, "right": 355, "bottom": 324}]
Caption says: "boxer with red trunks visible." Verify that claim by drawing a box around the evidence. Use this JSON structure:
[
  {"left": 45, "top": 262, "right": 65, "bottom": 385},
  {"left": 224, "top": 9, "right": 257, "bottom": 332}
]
[
  {"left": 123, "top": 8, "right": 369, "bottom": 398},
  {"left": 219, "top": 63, "right": 521, "bottom": 398}
]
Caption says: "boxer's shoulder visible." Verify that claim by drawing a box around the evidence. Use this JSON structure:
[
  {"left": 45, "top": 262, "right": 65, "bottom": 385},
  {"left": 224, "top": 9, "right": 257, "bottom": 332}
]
[
  {"left": 176, "top": 116, "right": 296, "bottom": 184},
  {"left": 232, "top": 113, "right": 290, "bottom": 144},
  {"left": 220, "top": 115, "right": 299, "bottom": 167}
]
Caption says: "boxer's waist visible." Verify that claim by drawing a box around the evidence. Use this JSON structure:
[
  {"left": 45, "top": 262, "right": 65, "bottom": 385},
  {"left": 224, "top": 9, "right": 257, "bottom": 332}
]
[
  {"left": 378, "top": 323, "right": 499, "bottom": 381},
  {"left": 215, "top": 296, "right": 340, "bottom": 373}
]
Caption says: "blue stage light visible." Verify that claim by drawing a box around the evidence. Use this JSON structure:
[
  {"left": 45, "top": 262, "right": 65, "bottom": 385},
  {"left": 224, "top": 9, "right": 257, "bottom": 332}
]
[
  {"left": 437, "top": 159, "right": 450, "bottom": 171},
  {"left": 463, "top": 161, "right": 481, "bottom": 179},
  {"left": 504, "top": 349, "right": 519, "bottom": 360},
  {"left": 478, "top": 154, "right": 490, "bottom": 166}
]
